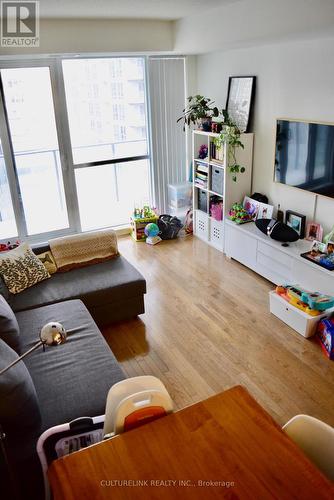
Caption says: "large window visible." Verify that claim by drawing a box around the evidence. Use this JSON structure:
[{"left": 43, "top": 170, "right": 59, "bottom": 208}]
[{"left": 0, "top": 57, "right": 151, "bottom": 242}]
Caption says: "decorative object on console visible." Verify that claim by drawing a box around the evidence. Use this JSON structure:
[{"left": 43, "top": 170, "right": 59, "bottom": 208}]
[
  {"left": 243, "top": 196, "right": 259, "bottom": 220},
  {"left": 276, "top": 204, "right": 284, "bottom": 223},
  {"left": 324, "top": 225, "right": 334, "bottom": 244},
  {"left": 255, "top": 218, "right": 300, "bottom": 246},
  {"left": 305, "top": 222, "right": 323, "bottom": 241},
  {"left": 228, "top": 203, "right": 253, "bottom": 224},
  {"left": 301, "top": 240, "right": 334, "bottom": 271},
  {"left": 177, "top": 95, "right": 219, "bottom": 131},
  {"left": 285, "top": 210, "right": 306, "bottom": 239},
  {"left": 226, "top": 76, "right": 256, "bottom": 133},
  {"left": 257, "top": 202, "right": 274, "bottom": 220}
]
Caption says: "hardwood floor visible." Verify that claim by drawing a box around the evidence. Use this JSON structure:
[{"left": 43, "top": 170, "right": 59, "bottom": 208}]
[{"left": 103, "top": 234, "right": 334, "bottom": 427}]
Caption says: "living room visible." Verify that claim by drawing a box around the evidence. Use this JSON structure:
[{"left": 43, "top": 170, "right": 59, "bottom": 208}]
[{"left": 0, "top": 1, "right": 334, "bottom": 499}]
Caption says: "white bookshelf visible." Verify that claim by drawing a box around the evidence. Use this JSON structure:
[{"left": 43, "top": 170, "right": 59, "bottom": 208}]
[{"left": 192, "top": 130, "right": 254, "bottom": 251}]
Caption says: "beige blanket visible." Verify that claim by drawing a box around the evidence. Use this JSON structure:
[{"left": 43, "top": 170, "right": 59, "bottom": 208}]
[{"left": 49, "top": 229, "right": 118, "bottom": 272}]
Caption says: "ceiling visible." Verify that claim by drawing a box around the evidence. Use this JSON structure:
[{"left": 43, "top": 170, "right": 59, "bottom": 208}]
[{"left": 39, "top": 0, "right": 239, "bottom": 20}]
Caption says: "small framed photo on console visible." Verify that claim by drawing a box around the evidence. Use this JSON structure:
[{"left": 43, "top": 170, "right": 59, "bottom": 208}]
[
  {"left": 285, "top": 210, "right": 306, "bottom": 239},
  {"left": 305, "top": 221, "right": 323, "bottom": 241}
]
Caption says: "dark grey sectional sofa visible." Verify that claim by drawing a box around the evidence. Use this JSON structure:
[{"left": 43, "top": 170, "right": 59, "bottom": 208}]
[{"left": 0, "top": 247, "right": 146, "bottom": 500}]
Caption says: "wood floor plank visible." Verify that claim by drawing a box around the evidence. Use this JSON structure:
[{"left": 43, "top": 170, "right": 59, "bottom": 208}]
[{"left": 103, "top": 235, "right": 334, "bottom": 426}]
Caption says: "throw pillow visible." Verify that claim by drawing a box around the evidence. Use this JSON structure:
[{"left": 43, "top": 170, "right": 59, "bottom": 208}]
[
  {"left": 0, "top": 295, "right": 20, "bottom": 353},
  {"left": 0, "top": 242, "right": 50, "bottom": 294},
  {"left": 36, "top": 250, "right": 57, "bottom": 275}
]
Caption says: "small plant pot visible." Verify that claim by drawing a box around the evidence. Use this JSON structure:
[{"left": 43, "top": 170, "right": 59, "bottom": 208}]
[{"left": 198, "top": 117, "right": 212, "bottom": 132}]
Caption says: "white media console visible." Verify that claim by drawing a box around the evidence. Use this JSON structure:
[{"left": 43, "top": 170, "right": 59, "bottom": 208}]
[{"left": 224, "top": 219, "right": 334, "bottom": 295}]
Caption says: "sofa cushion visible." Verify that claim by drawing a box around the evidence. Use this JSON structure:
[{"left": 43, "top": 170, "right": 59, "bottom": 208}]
[
  {"left": 9, "top": 256, "right": 146, "bottom": 316},
  {"left": 0, "top": 294, "right": 20, "bottom": 353},
  {"left": 0, "top": 242, "right": 50, "bottom": 294},
  {"left": 16, "top": 299, "right": 125, "bottom": 431},
  {"left": 0, "top": 338, "right": 42, "bottom": 440}
]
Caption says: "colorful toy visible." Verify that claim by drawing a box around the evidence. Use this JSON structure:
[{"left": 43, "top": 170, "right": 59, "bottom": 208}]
[
  {"left": 0, "top": 240, "right": 20, "bottom": 252},
  {"left": 131, "top": 206, "right": 158, "bottom": 242},
  {"left": 144, "top": 223, "right": 161, "bottom": 245},
  {"left": 276, "top": 285, "right": 334, "bottom": 316},
  {"left": 228, "top": 203, "right": 253, "bottom": 224},
  {"left": 316, "top": 317, "right": 334, "bottom": 360}
]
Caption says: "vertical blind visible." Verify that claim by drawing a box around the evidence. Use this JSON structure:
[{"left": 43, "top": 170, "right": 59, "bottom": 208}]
[{"left": 148, "top": 57, "right": 187, "bottom": 213}]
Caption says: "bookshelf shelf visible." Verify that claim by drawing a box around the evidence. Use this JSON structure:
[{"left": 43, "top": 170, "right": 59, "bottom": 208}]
[{"left": 192, "top": 130, "right": 254, "bottom": 252}]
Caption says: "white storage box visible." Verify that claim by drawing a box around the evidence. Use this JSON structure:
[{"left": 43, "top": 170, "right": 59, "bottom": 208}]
[
  {"left": 168, "top": 182, "right": 192, "bottom": 209},
  {"left": 269, "top": 291, "right": 333, "bottom": 338}
]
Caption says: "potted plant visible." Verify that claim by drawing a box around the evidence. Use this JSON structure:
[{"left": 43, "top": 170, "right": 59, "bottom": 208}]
[
  {"left": 214, "top": 111, "right": 245, "bottom": 182},
  {"left": 177, "top": 95, "right": 219, "bottom": 131}
]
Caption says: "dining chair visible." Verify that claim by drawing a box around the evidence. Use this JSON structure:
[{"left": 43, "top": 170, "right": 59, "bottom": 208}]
[{"left": 283, "top": 414, "right": 334, "bottom": 481}]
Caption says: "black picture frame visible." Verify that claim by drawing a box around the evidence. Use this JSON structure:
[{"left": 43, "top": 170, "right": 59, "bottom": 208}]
[
  {"left": 226, "top": 76, "right": 256, "bottom": 133},
  {"left": 285, "top": 210, "right": 306, "bottom": 239}
]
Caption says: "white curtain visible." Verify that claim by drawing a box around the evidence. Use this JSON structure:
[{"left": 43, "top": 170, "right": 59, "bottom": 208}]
[{"left": 148, "top": 57, "right": 187, "bottom": 213}]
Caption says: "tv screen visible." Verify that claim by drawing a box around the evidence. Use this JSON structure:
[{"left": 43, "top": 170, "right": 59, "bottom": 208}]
[{"left": 274, "top": 119, "right": 334, "bottom": 198}]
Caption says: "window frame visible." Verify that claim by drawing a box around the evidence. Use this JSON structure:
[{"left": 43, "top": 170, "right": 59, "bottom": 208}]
[{"left": 0, "top": 55, "right": 153, "bottom": 244}]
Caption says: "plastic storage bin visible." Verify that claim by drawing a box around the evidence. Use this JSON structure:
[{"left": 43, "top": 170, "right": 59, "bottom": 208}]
[
  {"left": 198, "top": 189, "right": 208, "bottom": 212},
  {"left": 269, "top": 291, "right": 334, "bottom": 338},
  {"left": 211, "top": 166, "right": 224, "bottom": 195},
  {"left": 168, "top": 182, "right": 192, "bottom": 209}
]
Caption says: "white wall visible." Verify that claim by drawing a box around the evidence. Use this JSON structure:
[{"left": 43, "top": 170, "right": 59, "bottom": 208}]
[
  {"left": 0, "top": 18, "right": 173, "bottom": 55},
  {"left": 196, "top": 37, "right": 334, "bottom": 234}
]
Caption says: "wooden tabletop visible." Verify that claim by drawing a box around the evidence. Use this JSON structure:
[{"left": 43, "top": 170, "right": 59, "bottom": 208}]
[{"left": 48, "top": 385, "right": 334, "bottom": 500}]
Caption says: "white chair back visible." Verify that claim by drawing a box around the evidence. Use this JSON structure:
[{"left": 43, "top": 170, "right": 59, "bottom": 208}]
[
  {"left": 103, "top": 375, "right": 173, "bottom": 437},
  {"left": 283, "top": 414, "right": 334, "bottom": 481}
]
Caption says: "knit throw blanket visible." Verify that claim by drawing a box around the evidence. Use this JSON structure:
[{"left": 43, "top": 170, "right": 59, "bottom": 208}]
[{"left": 49, "top": 229, "right": 119, "bottom": 272}]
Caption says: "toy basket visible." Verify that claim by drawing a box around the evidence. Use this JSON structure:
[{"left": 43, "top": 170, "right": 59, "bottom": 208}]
[{"left": 157, "top": 215, "right": 183, "bottom": 240}]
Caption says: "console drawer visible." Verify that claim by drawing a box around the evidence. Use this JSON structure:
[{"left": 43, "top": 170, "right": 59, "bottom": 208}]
[{"left": 258, "top": 241, "right": 293, "bottom": 269}]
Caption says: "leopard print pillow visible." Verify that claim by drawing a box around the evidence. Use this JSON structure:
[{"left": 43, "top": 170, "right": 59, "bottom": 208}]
[{"left": 0, "top": 243, "right": 50, "bottom": 294}]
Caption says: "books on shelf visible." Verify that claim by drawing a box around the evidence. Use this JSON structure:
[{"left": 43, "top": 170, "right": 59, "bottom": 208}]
[
  {"left": 195, "top": 161, "right": 208, "bottom": 187},
  {"left": 210, "top": 142, "right": 224, "bottom": 162}
]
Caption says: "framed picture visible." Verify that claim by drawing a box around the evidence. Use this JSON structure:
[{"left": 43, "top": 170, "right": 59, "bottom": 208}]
[
  {"left": 305, "top": 222, "right": 323, "bottom": 241},
  {"left": 326, "top": 241, "right": 334, "bottom": 254},
  {"left": 257, "top": 202, "right": 274, "bottom": 220},
  {"left": 285, "top": 210, "right": 306, "bottom": 239},
  {"left": 243, "top": 196, "right": 259, "bottom": 220},
  {"left": 226, "top": 76, "right": 256, "bottom": 133}
]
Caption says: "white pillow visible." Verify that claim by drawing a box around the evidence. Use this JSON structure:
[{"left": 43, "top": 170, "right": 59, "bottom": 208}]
[{"left": 0, "top": 243, "right": 50, "bottom": 294}]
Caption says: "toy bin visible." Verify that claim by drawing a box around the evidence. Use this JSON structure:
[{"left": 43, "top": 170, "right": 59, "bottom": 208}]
[
  {"left": 168, "top": 182, "right": 192, "bottom": 209},
  {"left": 269, "top": 291, "right": 334, "bottom": 338},
  {"left": 211, "top": 166, "right": 224, "bottom": 195}
]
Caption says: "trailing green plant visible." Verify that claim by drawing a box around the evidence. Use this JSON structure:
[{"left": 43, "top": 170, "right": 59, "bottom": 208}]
[
  {"left": 177, "top": 95, "right": 219, "bottom": 130},
  {"left": 214, "top": 112, "right": 245, "bottom": 182}
]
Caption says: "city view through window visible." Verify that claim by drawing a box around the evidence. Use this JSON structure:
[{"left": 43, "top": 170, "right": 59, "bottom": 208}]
[{"left": 0, "top": 57, "right": 151, "bottom": 239}]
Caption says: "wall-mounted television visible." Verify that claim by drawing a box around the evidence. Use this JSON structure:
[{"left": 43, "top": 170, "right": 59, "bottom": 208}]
[{"left": 274, "top": 119, "right": 334, "bottom": 199}]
